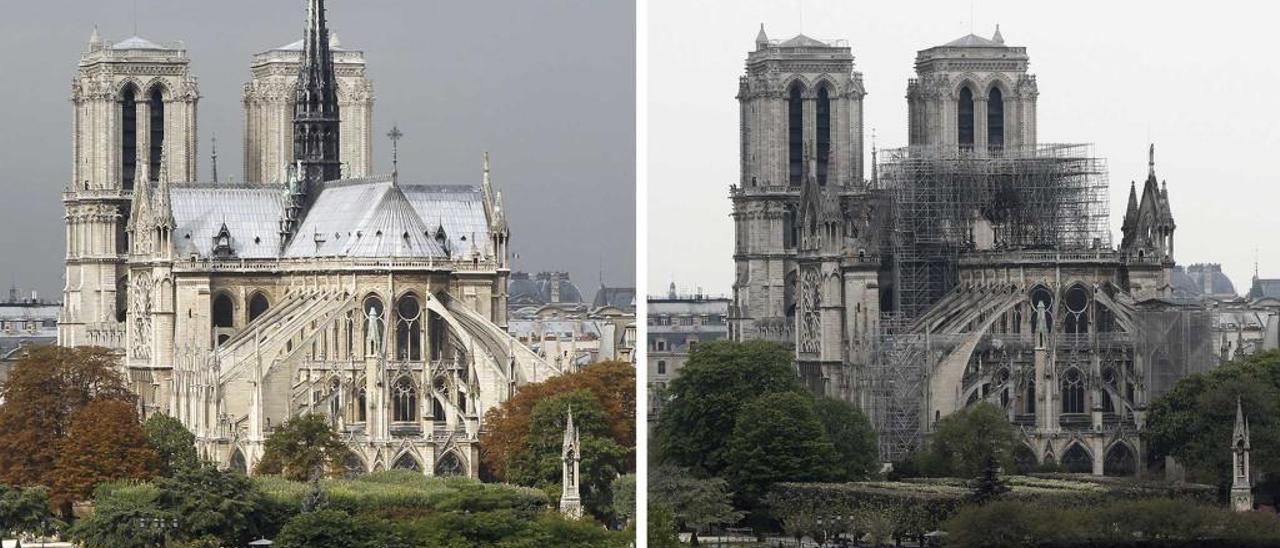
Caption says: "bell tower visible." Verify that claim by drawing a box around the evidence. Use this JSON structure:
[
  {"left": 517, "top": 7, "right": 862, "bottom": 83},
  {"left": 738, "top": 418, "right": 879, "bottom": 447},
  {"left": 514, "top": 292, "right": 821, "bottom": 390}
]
[
  {"left": 731, "top": 26, "right": 865, "bottom": 344},
  {"left": 61, "top": 30, "right": 198, "bottom": 348}
]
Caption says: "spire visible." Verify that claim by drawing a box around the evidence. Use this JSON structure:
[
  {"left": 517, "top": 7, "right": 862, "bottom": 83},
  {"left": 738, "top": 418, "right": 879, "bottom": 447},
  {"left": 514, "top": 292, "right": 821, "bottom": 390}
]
[
  {"left": 755, "top": 23, "right": 769, "bottom": 48},
  {"left": 1148, "top": 143, "right": 1156, "bottom": 178},
  {"left": 329, "top": 30, "right": 341, "bottom": 49},
  {"left": 285, "top": 0, "right": 342, "bottom": 243},
  {"left": 294, "top": 0, "right": 342, "bottom": 184},
  {"left": 1122, "top": 181, "right": 1138, "bottom": 229},
  {"left": 154, "top": 145, "right": 174, "bottom": 229},
  {"left": 89, "top": 25, "right": 102, "bottom": 50},
  {"left": 870, "top": 128, "right": 879, "bottom": 187},
  {"left": 992, "top": 24, "right": 1004, "bottom": 44},
  {"left": 1234, "top": 396, "right": 1249, "bottom": 448}
]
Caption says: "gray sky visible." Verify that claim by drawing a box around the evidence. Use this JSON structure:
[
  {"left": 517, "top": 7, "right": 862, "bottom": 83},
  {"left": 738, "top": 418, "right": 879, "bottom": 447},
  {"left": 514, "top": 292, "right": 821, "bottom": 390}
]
[
  {"left": 648, "top": 0, "right": 1279, "bottom": 297},
  {"left": 0, "top": 0, "right": 634, "bottom": 300}
]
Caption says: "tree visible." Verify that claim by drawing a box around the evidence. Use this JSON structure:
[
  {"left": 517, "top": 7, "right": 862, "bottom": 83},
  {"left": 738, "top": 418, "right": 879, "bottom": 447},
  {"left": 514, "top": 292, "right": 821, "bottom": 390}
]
[
  {"left": 918, "top": 402, "right": 1018, "bottom": 478},
  {"left": 813, "top": 397, "right": 880, "bottom": 481},
  {"left": 156, "top": 465, "right": 261, "bottom": 545},
  {"left": 653, "top": 340, "right": 803, "bottom": 477},
  {"left": 273, "top": 509, "right": 401, "bottom": 548},
  {"left": 506, "top": 390, "right": 629, "bottom": 520},
  {"left": 610, "top": 473, "right": 636, "bottom": 528},
  {"left": 0, "top": 346, "right": 133, "bottom": 488},
  {"left": 969, "top": 454, "right": 1011, "bottom": 505},
  {"left": 0, "top": 485, "right": 61, "bottom": 540},
  {"left": 254, "top": 414, "right": 354, "bottom": 481},
  {"left": 68, "top": 483, "right": 174, "bottom": 548},
  {"left": 482, "top": 361, "right": 634, "bottom": 481},
  {"left": 646, "top": 502, "right": 682, "bottom": 548},
  {"left": 144, "top": 414, "right": 199, "bottom": 477},
  {"left": 52, "top": 399, "right": 159, "bottom": 506},
  {"left": 1146, "top": 350, "right": 1280, "bottom": 484},
  {"left": 649, "top": 466, "right": 742, "bottom": 544},
  {"left": 725, "top": 392, "right": 840, "bottom": 507}
]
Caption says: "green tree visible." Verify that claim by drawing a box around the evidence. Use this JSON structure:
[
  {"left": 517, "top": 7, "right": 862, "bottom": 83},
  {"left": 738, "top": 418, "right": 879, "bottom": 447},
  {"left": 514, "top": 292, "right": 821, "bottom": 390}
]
[
  {"left": 969, "top": 454, "right": 1011, "bottom": 505},
  {"left": 813, "top": 397, "right": 879, "bottom": 481},
  {"left": 647, "top": 502, "right": 682, "bottom": 548},
  {"left": 52, "top": 399, "right": 159, "bottom": 506},
  {"left": 68, "top": 483, "right": 174, "bottom": 548},
  {"left": 0, "top": 346, "right": 134, "bottom": 489},
  {"left": 0, "top": 485, "right": 62, "bottom": 540},
  {"left": 157, "top": 465, "right": 261, "bottom": 545},
  {"left": 726, "top": 392, "right": 839, "bottom": 507},
  {"left": 506, "top": 390, "right": 628, "bottom": 520},
  {"left": 610, "top": 473, "right": 635, "bottom": 528},
  {"left": 144, "top": 414, "right": 199, "bottom": 477},
  {"left": 1146, "top": 350, "right": 1280, "bottom": 484},
  {"left": 254, "top": 414, "right": 355, "bottom": 481},
  {"left": 649, "top": 466, "right": 742, "bottom": 544},
  {"left": 274, "top": 509, "right": 401, "bottom": 548},
  {"left": 654, "top": 340, "right": 803, "bottom": 476},
  {"left": 918, "top": 402, "right": 1018, "bottom": 478}
]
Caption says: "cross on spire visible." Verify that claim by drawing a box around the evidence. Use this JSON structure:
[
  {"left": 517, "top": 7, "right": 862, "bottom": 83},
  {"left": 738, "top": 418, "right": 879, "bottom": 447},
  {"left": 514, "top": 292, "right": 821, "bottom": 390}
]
[
  {"left": 387, "top": 125, "right": 404, "bottom": 182},
  {"left": 211, "top": 134, "right": 219, "bottom": 183}
]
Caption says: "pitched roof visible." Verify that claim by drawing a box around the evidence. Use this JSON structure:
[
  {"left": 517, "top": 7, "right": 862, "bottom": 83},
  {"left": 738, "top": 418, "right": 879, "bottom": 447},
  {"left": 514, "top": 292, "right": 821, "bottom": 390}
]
[
  {"left": 779, "top": 34, "right": 828, "bottom": 48},
  {"left": 941, "top": 33, "right": 1004, "bottom": 48},
  {"left": 112, "top": 36, "right": 167, "bottom": 50},
  {"left": 286, "top": 181, "right": 444, "bottom": 258}
]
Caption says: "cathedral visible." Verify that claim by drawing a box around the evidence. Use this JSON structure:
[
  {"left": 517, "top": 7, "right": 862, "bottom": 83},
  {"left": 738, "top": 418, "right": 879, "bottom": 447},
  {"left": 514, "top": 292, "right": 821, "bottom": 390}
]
[
  {"left": 731, "top": 26, "right": 1185, "bottom": 475},
  {"left": 58, "top": 0, "right": 560, "bottom": 477}
]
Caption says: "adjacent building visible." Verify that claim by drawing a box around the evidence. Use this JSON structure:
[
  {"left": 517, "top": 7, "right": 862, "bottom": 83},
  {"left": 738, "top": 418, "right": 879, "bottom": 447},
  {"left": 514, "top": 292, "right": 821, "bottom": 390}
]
[{"left": 647, "top": 285, "right": 730, "bottom": 420}]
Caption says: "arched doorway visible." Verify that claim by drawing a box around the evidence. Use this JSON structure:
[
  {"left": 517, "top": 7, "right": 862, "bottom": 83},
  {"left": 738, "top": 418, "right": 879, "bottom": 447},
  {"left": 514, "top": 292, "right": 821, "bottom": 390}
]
[{"left": 1104, "top": 443, "right": 1136, "bottom": 477}]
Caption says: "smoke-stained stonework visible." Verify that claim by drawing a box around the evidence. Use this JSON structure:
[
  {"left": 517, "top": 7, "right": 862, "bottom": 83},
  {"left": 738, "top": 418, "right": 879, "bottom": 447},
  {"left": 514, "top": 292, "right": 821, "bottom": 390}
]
[
  {"left": 60, "top": 0, "right": 560, "bottom": 478},
  {"left": 731, "top": 26, "right": 1218, "bottom": 473}
]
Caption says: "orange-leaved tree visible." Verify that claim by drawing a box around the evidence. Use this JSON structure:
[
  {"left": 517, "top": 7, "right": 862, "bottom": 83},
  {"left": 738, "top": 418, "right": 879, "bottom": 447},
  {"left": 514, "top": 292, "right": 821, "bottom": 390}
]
[
  {"left": 51, "top": 398, "right": 159, "bottom": 505},
  {"left": 0, "top": 346, "right": 135, "bottom": 488},
  {"left": 481, "top": 361, "right": 634, "bottom": 481}
]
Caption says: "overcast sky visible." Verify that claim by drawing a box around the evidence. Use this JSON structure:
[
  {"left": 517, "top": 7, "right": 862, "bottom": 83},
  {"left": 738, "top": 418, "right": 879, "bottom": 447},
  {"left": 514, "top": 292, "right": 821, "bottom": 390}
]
[
  {"left": 648, "top": 0, "right": 1280, "bottom": 297},
  {"left": 0, "top": 0, "right": 634, "bottom": 300}
]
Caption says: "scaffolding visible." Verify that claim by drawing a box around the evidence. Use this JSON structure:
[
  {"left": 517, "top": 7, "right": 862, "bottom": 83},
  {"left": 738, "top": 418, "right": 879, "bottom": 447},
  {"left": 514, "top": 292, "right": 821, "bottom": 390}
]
[
  {"left": 867, "top": 144, "right": 1111, "bottom": 462},
  {"left": 865, "top": 313, "right": 927, "bottom": 462},
  {"left": 879, "top": 144, "right": 1110, "bottom": 319}
]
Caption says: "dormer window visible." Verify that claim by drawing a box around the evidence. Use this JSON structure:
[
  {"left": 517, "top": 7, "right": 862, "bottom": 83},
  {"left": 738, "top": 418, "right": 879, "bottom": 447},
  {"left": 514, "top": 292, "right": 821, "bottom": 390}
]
[{"left": 212, "top": 223, "right": 235, "bottom": 258}]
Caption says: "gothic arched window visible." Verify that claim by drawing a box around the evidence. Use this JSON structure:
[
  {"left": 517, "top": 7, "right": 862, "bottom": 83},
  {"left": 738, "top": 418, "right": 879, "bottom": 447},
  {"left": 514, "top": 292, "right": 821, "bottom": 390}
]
[
  {"left": 816, "top": 84, "right": 831, "bottom": 185},
  {"left": 354, "top": 386, "right": 367, "bottom": 423},
  {"left": 1061, "top": 368, "right": 1085, "bottom": 414},
  {"left": 395, "top": 294, "right": 423, "bottom": 361},
  {"left": 788, "top": 82, "right": 804, "bottom": 185},
  {"left": 212, "top": 293, "right": 234, "bottom": 329},
  {"left": 435, "top": 452, "right": 463, "bottom": 476},
  {"left": 121, "top": 85, "right": 139, "bottom": 190},
  {"left": 957, "top": 85, "right": 975, "bottom": 149},
  {"left": 987, "top": 86, "right": 1004, "bottom": 151},
  {"left": 392, "top": 377, "right": 417, "bottom": 422},
  {"left": 148, "top": 87, "right": 165, "bottom": 181},
  {"left": 1064, "top": 284, "right": 1089, "bottom": 334},
  {"left": 248, "top": 292, "right": 270, "bottom": 323}
]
